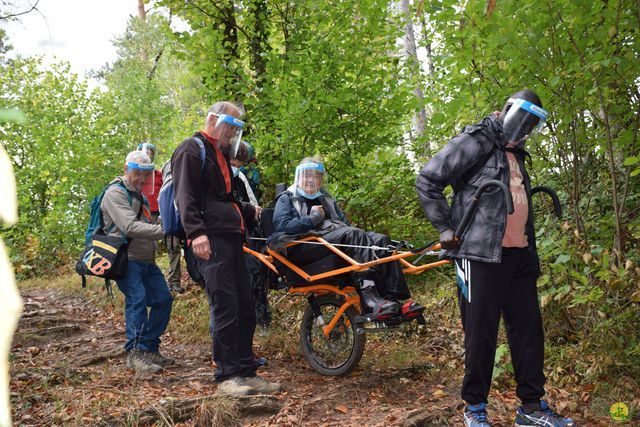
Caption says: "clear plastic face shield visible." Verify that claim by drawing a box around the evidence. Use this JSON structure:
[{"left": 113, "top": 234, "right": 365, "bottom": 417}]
[
  {"left": 208, "top": 112, "right": 245, "bottom": 158},
  {"left": 137, "top": 143, "right": 156, "bottom": 163},
  {"left": 125, "top": 161, "right": 155, "bottom": 193},
  {"left": 502, "top": 98, "right": 549, "bottom": 143},
  {"left": 294, "top": 162, "right": 326, "bottom": 199}
]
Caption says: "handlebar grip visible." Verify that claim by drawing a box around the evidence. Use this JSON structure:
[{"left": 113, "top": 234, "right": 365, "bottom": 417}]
[
  {"left": 455, "top": 179, "right": 514, "bottom": 239},
  {"left": 531, "top": 186, "right": 562, "bottom": 218}
]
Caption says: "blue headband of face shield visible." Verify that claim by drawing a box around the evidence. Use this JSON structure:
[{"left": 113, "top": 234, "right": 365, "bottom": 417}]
[
  {"left": 514, "top": 99, "right": 549, "bottom": 121},
  {"left": 295, "top": 162, "right": 325, "bottom": 174},
  {"left": 208, "top": 112, "right": 245, "bottom": 129},
  {"left": 126, "top": 162, "right": 155, "bottom": 171}
]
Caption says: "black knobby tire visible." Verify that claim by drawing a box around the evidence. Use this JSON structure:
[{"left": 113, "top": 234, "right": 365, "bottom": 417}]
[{"left": 300, "top": 293, "right": 366, "bottom": 376}]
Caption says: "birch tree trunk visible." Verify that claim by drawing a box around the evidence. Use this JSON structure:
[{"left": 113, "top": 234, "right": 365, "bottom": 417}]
[
  {"left": 137, "top": 0, "right": 146, "bottom": 21},
  {"left": 137, "top": 0, "right": 148, "bottom": 62},
  {"left": 399, "top": 0, "right": 427, "bottom": 148}
]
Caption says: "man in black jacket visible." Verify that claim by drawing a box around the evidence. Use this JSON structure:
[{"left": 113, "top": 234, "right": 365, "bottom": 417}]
[
  {"left": 172, "top": 101, "right": 280, "bottom": 397},
  {"left": 416, "top": 90, "right": 574, "bottom": 427}
]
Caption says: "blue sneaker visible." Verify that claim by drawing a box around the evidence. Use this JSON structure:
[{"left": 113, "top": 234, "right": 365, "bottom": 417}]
[
  {"left": 515, "top": 400, "right": 575, "bottom": 426},
  {"left": 464, "top": 403, "right": 491, "bottom": 426}
]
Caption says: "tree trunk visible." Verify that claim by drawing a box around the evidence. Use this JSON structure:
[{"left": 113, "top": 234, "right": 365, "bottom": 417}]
[
  {"left": 137, "top": 0, "right": 148, "bottom": 62},
  {"left": 249, "top": 0, "right": 270, "bottom": 88},
  {"left": 399, "top": 0, "right": 427, "bottom": 147},
  {"left": 137, "top": 0, "right": 146, "bottom": 21}
]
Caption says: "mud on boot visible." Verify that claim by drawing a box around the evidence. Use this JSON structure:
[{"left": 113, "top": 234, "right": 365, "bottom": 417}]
[
  {"left": 126, "top": 349, "right": 163, "bottom": 374},
  {"left": 217, "top": 377, "right": 256, "bottom": 397},
  {"left": 148, "top": 351, "right": 175, "bottom": 367},
  {"left": 242, "top": 376, "right": 282, "bottom": 394}
]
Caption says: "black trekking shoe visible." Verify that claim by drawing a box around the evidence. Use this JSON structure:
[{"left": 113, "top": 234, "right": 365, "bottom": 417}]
[{"left": 358, "top": 286, "right": 399, "bottom": 320}]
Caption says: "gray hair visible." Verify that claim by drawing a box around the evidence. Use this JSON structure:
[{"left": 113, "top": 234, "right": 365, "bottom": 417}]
[
  {"left": 206, "top": 101, "right": 245, "bottom": 126},
  {"left": 125, "top": 150, "right": 152, "bottom": 165}
]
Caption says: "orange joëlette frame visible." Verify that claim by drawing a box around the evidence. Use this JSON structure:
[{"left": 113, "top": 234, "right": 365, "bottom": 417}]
[{"left": 243, "top": 236, "right": 451, "bottom": 337}]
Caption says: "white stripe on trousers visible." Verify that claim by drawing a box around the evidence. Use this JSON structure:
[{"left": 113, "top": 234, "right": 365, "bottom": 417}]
[{"left": 465, "top": 259, "right": 472, "bottom": 303}]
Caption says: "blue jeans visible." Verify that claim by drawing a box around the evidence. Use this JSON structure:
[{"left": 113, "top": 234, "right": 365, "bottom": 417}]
[{"left": 116, "top": 260, "right": 173, "bottom": 352}]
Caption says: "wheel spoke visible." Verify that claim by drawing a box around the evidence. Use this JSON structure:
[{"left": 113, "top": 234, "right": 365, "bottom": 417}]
[{"left": 307, "top": 304, "right": 354, "bottom": 369}]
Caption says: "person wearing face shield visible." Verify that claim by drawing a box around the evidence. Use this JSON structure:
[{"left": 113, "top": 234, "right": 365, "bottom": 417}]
[
  {"left": 416, "top": 90, "right": 574, "bottom": 427},
  {"left": 171, "top": 101, "right": 280, "bottom": 397},
  {"left": 230, "top": 142, "right": 258, "bottom": 206},
  {"left": 136, "top": 143, "right": 163, "bottom": 223},
  {"left": 100, "top": 151, "right": 174, "bottom": 374},
  {"left": 272, "top": 157, "right": 425, "bottom": 322}
]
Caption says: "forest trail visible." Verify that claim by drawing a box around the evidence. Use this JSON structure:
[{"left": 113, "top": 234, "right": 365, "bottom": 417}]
[{"left": 10, "top": 283, "right": 620, "bottom": 426}]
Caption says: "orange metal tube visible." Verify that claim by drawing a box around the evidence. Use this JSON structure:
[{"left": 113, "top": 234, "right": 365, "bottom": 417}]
[
  {"left": 286, "top": 285, "right": 360, "bottom": 337},
  {"left": 402, "top": 259, "right": 452, "bottom": 275},
  {"left": 242, "top": 246, "right": 279, "bottom": 274},
  {"left": 244, "top": 239, "right": 453, "bottom": 336}
]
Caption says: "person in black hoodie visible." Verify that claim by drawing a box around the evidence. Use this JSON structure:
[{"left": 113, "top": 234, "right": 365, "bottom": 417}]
[
  {"left": 171, "top": 101, "right": 280, "bottom": 397},
  {"left": 273, "top": 157, "right": 424, "bottom": 321},
  {"left": 416, "top": 90, "right": 574, "bottom": 427}
]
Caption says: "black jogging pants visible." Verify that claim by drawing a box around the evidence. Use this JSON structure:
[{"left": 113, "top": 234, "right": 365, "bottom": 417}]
[{"left": 454, "top": 247, "right": 546, "bottom": 405}]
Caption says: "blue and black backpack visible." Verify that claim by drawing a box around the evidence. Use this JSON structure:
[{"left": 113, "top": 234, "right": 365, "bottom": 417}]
[
  {"left": 158, "top": 137, "right": 206, "bottom": 238},
  {"left": 83, "top": 179, "right": 136, "bottom": 247}
]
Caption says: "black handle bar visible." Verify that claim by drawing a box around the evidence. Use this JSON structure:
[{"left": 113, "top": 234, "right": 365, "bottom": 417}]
[
  {"left": 531, "top": 186, "right": 562, "bottom": 218},
  {"left": 454, "top": 180, "right": 514, "bottom": 239}
]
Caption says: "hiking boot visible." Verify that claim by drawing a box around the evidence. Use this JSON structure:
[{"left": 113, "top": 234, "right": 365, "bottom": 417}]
[
  {"left": 464, "top": 403, "right": 491, "bottom": 427},
  {"left": 515, "top": 400, "right": 575, "bottom": 426},
  {"left": 358, "top": 286, "right": 399, "bottom": 320},
  {"left": 169, "top": 283, "right": 185, "bottom": 294},
  {"left": 126, "top": 349, "right": 163, "bottom": 374},
  {"left": 242, "top": 376, "right": 282, "bottom": 394},
  {"left": 148, "top": 351, "right": 175, "bottom": 367},
  {"left": 217, "top": 377, "right": 256, "bottom": 397}
]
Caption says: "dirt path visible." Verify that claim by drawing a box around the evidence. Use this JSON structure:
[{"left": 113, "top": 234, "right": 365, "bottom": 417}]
[{"left": 10, "top": 285, "right": 621, "bottom": 426}]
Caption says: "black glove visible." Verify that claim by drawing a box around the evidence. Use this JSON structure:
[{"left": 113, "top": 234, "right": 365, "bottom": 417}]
[{"left": 439, "top": 228, "right": 460, "bottom": 250}]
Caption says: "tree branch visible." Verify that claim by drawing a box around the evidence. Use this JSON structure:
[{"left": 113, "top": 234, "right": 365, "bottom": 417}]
[{"left": 0, "top": 0, "right": 41, "bottom": 20}]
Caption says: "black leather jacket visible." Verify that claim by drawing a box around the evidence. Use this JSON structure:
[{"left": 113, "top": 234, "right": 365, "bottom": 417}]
[{"left": 416, "top": 114, "right": 539, "bottom": 266}]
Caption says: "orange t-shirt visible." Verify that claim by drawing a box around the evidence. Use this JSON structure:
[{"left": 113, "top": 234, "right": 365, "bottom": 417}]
[{"left": 502, "top": 149, "right": 529, "bottom": 248}]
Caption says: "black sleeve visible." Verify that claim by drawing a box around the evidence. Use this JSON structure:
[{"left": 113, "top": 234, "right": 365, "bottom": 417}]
[
  {"left": 415, "top": 133, "right": 487, "bottom": 233},
  {"left": 172, "top": 139, "right": 207, "bottom": 240}
]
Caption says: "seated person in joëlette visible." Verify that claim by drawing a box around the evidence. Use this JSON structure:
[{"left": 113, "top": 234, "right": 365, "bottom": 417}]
[{"left": 272, "top": 156, "right": 424, "bottom": 321}]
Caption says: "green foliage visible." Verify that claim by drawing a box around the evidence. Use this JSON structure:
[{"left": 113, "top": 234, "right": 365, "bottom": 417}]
[
  {"left": 0, "top": 13, "right": 206, "bottom": 277},
  {"left": 419, "top": 0, "right": 640, "bottom": 394},
  {"left": 2, "top": 0, "right": 638, "bottom": 402},
  {"left": 159, "top": 0, "right": 429, "bottom": 238},
  {"left": 0, "top": 58, "right": 126, "bottom": 276},
  {"left": 95, "top": 14, "right": 205, "bottom": 164}
]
